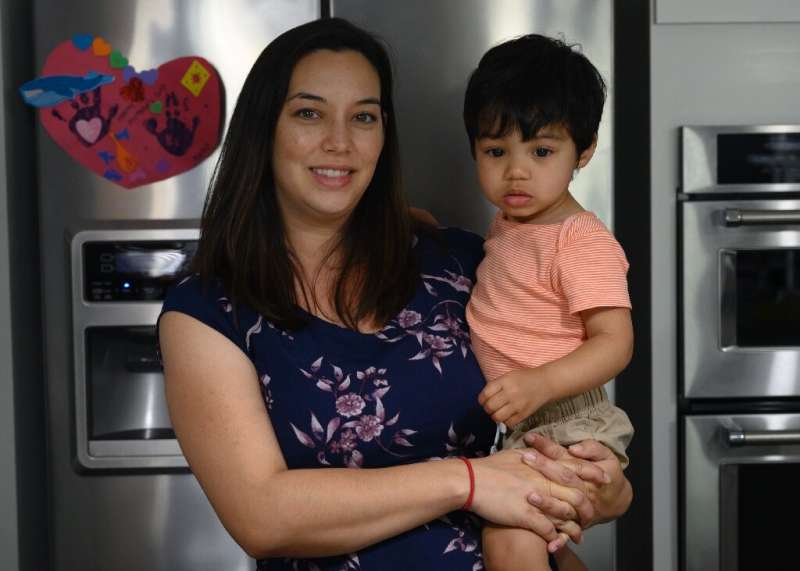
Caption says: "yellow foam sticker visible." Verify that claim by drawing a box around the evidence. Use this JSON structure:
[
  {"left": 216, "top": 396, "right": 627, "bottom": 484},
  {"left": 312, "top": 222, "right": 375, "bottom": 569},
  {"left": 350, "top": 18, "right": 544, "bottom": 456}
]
[{"left": 180, "top": 60, "right": 210, "bottom": 97}]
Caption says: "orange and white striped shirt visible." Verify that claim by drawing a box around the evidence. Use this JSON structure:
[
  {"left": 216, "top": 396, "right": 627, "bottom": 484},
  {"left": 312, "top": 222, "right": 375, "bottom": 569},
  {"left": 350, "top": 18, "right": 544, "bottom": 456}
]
[{"left": 466, "top": 211, "right": 631, "bottom": 382}]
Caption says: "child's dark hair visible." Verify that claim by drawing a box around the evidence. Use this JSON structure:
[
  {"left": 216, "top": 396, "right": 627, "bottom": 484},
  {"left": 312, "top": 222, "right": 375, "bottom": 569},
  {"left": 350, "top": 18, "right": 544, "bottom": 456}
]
[{"left": 463, "top": 33, "right": 606, "bottom": 157}]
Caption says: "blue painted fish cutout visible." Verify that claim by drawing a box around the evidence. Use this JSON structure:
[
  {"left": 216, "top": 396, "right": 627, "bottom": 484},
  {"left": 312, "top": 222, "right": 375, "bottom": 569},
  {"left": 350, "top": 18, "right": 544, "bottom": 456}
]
[{"left": 19, "top": 71, "right": 115, "bottom": 108}]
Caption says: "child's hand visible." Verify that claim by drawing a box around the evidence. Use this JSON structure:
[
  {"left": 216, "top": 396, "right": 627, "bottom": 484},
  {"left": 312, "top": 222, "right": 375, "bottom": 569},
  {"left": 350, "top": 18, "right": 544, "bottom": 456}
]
[{"left": 478, "top": 368, "right": 553, "bottom": 428}]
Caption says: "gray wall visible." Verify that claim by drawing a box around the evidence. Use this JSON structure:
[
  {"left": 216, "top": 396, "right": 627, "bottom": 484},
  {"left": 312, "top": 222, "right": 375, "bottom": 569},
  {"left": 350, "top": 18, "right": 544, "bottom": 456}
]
[{"left": 650, "top": 3, "right": 800, "bottom": 570}]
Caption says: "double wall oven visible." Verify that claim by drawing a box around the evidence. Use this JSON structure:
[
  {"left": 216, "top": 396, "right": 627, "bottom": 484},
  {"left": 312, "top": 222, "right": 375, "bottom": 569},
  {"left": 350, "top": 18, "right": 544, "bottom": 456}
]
[{"left": 679, "top": 125, "right": 800, "bottom": 571}]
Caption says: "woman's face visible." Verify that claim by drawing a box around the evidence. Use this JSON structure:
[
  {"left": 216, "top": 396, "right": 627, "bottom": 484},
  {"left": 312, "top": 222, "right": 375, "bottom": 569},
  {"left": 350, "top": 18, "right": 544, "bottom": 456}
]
[{"left": 272, "top": 49, "right": 385, "bottom": 231}]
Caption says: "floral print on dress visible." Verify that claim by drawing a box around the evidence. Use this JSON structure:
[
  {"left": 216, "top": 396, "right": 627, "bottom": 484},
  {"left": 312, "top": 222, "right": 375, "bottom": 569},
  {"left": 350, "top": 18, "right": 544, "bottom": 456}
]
[
  {"left": 218, "top": 296, "right": 233, "bottom": 313},
  {"left": 377, "top": 302, "right": 471, "bottom": 375},
  {"left": 177, "top": 273, "right": 195, "bottom": 287},
  {"left": 281, "top": 553, "right": 361, "bottom": 571},
  {"left": 440, "top": 514, "right": 484, "bottom": 571},
  {"left": 444, "top": 423, "right": 486, "bottom": 459},
  {"left": 261, "top": 373, "right": 274, "bottom": 411},
  {"left": 246, "top": 315, "right": 263, "bottom": 351},
  {"left": 421, "top": 269, "right": 473, "bottom": 296},
  {"left": 374, "top": 263, "right": 473, "bottom": 375},
  {"left": 165, "top": 229, "right": 496, "bottom": 569},
  {"left": 290, "top": 357, "right": 418, "bottom": 467}
]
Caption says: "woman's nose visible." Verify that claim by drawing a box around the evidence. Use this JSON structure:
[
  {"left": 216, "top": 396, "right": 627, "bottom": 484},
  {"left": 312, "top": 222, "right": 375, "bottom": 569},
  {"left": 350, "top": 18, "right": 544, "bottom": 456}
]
[{"left": 322, "top": 119, "right": 352, "bottom": 153}]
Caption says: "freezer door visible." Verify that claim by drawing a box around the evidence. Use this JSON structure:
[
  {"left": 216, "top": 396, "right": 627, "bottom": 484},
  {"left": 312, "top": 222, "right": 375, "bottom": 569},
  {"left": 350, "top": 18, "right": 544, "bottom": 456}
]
[{"left": 35, "top": 2, "right": 320, "bottom": 570}]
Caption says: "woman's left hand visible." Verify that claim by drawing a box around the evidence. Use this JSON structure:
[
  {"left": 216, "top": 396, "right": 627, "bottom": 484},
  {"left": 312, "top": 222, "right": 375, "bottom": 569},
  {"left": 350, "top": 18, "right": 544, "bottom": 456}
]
[{"left": 523, "top": 432, "right": 633, "bottom": 528}]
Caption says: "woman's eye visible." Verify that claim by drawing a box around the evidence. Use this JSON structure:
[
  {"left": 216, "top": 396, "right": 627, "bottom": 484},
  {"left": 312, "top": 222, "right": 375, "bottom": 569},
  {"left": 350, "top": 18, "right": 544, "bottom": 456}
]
[
  {"left": 534, "top": 147, "right": 552, "bottom": 158},
  {"left": 295, "top": 108, "right": 319, "bottom": 120},
  {"left": 486, "top": 148, "right": 504, "bottom": 158},
  {"left": 354, "top": 112, "right": 378, "bottom": 124}
]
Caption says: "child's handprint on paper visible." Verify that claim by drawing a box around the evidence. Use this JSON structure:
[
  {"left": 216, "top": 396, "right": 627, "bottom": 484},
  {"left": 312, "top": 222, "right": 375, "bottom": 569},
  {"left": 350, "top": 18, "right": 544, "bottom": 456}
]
[
  {"left": 52, "top": 87, "right": 118, "bottom": 147},
  {"left": 143, "top": 91, "right": 199, "bottom": 156}
]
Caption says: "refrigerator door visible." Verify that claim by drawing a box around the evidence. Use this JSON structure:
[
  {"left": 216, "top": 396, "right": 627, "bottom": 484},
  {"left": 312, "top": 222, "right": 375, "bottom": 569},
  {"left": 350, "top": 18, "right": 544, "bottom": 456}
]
[
  {"left": 331, "top": 1, "right": 616, "bottom": 568},
  {"left": 34, "top": 1, "right": 319, "bottom": 570},
  {"left": 331, "top": 0, "right": 614, "bottom": 236}
]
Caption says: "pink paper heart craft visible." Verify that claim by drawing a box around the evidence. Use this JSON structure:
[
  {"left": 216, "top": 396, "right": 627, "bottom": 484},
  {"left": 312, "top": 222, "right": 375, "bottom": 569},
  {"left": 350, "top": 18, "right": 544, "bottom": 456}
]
[{"left": 30, "top": 35, "right": 223, "bottom": 188}]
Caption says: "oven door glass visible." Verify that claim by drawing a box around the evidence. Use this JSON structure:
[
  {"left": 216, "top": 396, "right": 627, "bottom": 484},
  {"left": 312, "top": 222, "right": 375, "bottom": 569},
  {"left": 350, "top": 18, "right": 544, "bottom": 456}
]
[
  {"left": 720, "top": 463, "right": 800, "bottom": 570},
  {"left": 684, "top": 414, "right": 800, "bottom": 571},
  {"left": 682, "top": 200, "right": 800, "bottom": 399},
  {"left": 727, "top": 249, "right": 800, "bottom": 347}
]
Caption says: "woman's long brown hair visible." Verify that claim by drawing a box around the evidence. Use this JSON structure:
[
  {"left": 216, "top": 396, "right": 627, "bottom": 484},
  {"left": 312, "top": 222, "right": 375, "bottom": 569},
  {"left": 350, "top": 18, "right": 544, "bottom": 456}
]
[{"left": 191, "top": 18, "right": 419, "bottom": 331}]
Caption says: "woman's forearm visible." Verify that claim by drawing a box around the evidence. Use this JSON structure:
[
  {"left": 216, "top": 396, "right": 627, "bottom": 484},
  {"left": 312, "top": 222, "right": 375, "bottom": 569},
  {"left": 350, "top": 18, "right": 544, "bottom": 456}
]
[
  {"left": 238, "top": 449, "right": 584, "bottom": 558},
  {"left": 239, "top": 459, "right": 469, "bottom": 558}
]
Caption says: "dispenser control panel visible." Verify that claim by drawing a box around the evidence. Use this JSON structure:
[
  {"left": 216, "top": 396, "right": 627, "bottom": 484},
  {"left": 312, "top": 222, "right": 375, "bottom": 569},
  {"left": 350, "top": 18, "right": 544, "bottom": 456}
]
[{"left": 83, "top": 240, "right": 198, "bottom": 302}]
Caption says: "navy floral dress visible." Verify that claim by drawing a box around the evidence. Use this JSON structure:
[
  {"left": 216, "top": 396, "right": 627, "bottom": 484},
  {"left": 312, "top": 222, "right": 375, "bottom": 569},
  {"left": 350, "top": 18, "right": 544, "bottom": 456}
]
[{"left": 161, "top": 228, "right": 518, "bottom": 570}]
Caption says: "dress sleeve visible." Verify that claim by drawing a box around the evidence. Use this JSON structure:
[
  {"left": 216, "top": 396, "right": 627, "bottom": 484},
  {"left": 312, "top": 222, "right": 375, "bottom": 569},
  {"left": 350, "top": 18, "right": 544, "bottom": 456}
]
[
  {"left": 551, "top": 231, "right": 631, "bottom": 315},
  {"left": 436, "top": 227, "right": 485, "bottom": 282},
  {"left": 157, "top": 275, "right": 250, "bottom": 359}
]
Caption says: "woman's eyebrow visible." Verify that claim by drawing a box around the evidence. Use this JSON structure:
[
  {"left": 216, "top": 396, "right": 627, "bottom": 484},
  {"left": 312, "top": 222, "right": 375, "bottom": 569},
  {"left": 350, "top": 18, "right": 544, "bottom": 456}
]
[
  {"left": 286, "top": 91, "right": 325, "bottom": 102},
  {"left": 286, "top": 92, "right": 381, "bottom": 106},
  {"left": 357, "top": 97, "right": 381, "bottom": 106}
]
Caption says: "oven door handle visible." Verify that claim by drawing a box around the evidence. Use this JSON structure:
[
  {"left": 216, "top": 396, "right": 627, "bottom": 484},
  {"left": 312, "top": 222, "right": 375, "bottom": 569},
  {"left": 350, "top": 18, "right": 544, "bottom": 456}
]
[
  {"left": 727, "top": 429, "right": 800, "bottom": 446},
  {"left": 724, "top": 208, "right": 800, "bottom": 226}
]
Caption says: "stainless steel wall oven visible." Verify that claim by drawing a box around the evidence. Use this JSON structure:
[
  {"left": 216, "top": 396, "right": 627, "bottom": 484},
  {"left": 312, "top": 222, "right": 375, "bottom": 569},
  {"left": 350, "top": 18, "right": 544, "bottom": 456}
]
[{"left": 679, "top": 125, "right": 800, "bottom": 571}]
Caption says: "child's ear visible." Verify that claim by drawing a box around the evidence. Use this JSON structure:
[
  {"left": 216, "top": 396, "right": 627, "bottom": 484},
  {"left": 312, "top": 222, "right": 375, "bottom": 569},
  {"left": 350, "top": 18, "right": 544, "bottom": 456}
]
[{"left": 577, "top": 135, "right": 598, "bottom": 168}]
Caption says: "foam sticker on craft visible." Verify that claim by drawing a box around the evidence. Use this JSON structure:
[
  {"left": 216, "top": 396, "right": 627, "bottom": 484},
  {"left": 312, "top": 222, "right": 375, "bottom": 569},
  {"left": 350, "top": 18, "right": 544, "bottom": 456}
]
[
  {"left": 22, "top": 35, "right": 223, "bottom": 189},
  {"left": 72, "top": 34, "right": 93, "bottom": 51},
  {"left": 19, "top": 72, "right": 115, "bottom": 108},
  {"left": 92, "top": 37, "right": 112, "bottom": 56},
  {"left": 180, "top": 60, "right": 211, "bottom": 97},
  {"left": 123, "top": 66, "right": 158, "bottom": 85}
]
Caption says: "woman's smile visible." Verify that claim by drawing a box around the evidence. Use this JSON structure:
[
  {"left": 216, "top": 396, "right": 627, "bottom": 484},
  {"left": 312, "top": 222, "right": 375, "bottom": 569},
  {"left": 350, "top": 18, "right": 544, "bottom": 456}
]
[{"left": 310, "top": 165, "right": 355, "bottom": 189}]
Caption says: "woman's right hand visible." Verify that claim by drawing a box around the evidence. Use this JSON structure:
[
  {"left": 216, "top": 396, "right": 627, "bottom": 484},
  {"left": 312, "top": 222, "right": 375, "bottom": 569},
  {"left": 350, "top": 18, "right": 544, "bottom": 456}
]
[
  {"left": 524, "top": 433, "right": 633, "bottom": 527},
  {"left": 469, "top": 448, "right": 596, "bottom": 548}
]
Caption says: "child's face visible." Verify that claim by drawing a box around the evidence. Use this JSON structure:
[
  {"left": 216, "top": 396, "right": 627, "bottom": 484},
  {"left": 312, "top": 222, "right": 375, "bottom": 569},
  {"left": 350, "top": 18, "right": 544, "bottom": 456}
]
[{"left": 474, "top": 124, "right": 595, "bottom": 223}]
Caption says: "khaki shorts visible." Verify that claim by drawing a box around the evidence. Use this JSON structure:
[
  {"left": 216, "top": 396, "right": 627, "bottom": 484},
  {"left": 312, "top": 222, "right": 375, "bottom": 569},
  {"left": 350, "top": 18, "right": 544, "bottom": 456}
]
[{"left": 503, "top": 386, "right": 633, "bottom": 469}]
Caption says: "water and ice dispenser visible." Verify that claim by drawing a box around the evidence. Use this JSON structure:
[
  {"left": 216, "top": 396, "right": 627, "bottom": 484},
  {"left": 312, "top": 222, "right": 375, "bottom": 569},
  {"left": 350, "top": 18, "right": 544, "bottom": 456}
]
[{"left": 71, "top": 226, "right": 198, "bottom": 469}]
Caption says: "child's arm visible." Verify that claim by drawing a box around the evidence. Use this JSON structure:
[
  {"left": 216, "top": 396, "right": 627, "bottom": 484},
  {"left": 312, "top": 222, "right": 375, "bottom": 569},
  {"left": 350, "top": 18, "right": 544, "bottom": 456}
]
[{"left": 478, "top": 306, "right": 633, "bottom": 428}]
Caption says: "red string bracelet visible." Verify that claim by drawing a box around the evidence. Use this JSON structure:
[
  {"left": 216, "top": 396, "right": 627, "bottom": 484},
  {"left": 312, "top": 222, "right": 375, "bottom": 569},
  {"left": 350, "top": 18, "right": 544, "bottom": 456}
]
[{"left": 457, "top": 456, "right": 475, "bottom": 511}]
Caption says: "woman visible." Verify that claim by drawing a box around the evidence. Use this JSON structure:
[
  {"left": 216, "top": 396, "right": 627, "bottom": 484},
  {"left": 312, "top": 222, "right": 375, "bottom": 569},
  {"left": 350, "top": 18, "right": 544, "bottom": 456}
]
[{"left": 158, "top": 17, "right": 631, "bottom": 570}]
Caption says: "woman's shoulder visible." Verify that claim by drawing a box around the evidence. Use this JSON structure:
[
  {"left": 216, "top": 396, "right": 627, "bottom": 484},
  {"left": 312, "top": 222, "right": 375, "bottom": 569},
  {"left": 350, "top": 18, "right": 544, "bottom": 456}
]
[
  {"left": 162, "top": 273, "right": 230, "bottom": 316},
  {"left": 434, "top": 225, "right": 484, "bottom": 251},
  {"left": 159, "top": 274, "right": 257, "bottom": 356},
  {"left": 415, "top": 225, "right": 485, "bottom": 277}
]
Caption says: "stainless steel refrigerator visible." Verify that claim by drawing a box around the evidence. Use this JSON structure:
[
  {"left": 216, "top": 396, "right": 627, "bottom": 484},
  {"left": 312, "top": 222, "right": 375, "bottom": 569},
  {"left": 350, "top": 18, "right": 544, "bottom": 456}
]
[
  {"left": 34, "top": 2, "right": 320, "bottom": 570},
  {"left": 34, "top": 1, "right": 616, "bottom": 569},
  {"left": 330, "top": 3, "right": 616, "bottom": 565}
]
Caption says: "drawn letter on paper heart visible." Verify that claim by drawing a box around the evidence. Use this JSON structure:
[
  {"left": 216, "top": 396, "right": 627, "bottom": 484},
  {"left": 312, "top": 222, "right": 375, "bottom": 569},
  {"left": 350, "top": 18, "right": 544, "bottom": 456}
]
[{"left": 25, "top": 36, "right": 223, "bottom": 189}]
